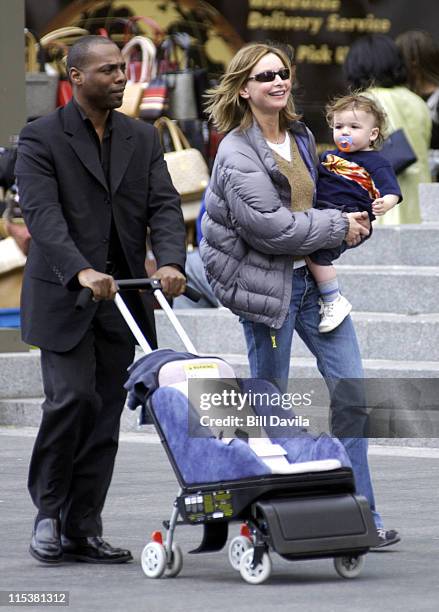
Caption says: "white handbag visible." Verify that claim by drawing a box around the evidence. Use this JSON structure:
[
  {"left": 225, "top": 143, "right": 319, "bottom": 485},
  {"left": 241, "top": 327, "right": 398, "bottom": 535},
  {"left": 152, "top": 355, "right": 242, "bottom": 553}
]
[
  {"left": 154, "top": 117, "right": 209, "bottom": 202},
  {"left": 0, "top": 237, "right": 26, "bottom": 275}
]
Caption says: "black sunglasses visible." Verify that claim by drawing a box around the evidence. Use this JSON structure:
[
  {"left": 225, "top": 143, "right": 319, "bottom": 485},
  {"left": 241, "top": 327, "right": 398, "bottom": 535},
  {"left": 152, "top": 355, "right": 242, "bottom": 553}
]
[{"left": 248, "top": 68, "right": 290, "bottom": 83}]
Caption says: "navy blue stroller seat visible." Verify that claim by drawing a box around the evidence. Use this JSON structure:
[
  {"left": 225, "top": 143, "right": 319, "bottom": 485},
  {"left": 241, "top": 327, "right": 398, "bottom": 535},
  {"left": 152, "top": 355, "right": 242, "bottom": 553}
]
[{"left": 126, "top": 350, "right": 351, "bottom": 485}]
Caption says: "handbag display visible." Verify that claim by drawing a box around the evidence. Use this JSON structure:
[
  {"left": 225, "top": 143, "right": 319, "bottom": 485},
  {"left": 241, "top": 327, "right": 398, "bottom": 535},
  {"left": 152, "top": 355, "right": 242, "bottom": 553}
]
[
  {"left": 157, "top": 34, "right": 200, "bottom": 122},
  {"left": 0, "top": 237, "right": 27, "bottom": 309},
  {"left": 25, "top": 29, "right": 59, "bottom": 119},
  {"left": 138, "top": 36, "right": 178, "bottom": 122},
  {"left": 127, "top": 27, "right": 209, "bottom": 122},
  {"left": 2, "top": 188, "right": 31, "bottom": 256},
  {"left": 122, "top": 34, "right": 156, "bottom": 83},
  {"left": 167, "top": 71, "right": 198, "bottom": 121},
  {"left": 38, "top": 27, "right": 90, "bottom": 112},
  {"left": 0, "top": 237, "right": 27, "bottom": 275},
  {"left": 120, "top": 35, "right": 156, "bottom": 118},
  {"left": 39, "top": 26, "right": 89, "bottom": 47},
  {"left": 42, "top": 39, "right": 72, "bottom": 108},
  {"left": 380, "top": 128, "right": 417, "bottom": 175},
  {"left": 139, "top": 76, "right": 169, "bottom": 121},
  {"left": 154, "top": 117, "right": 209, "bottom": 202}
]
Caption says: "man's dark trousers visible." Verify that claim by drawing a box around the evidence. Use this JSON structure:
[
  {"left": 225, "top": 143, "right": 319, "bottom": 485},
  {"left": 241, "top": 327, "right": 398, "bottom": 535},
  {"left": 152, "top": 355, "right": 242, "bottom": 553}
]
[{"left": 28, "top": 300, "right": 135, "bottom": 538}]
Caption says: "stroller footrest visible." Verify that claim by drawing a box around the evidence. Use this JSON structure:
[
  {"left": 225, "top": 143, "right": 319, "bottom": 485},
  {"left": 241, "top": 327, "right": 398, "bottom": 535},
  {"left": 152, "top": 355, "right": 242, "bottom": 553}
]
[{"left": 188, "top": 522, "right": 229, "bottom": 554}]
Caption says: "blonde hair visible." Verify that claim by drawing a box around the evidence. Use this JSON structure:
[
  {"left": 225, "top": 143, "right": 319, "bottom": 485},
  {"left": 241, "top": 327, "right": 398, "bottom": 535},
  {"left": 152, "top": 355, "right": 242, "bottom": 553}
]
[
  {"left": 204, "top": 43, "right": 300, "bottom": 133},
  {"left": 325, "top": 92, "right": 388, "bottom": 148}
]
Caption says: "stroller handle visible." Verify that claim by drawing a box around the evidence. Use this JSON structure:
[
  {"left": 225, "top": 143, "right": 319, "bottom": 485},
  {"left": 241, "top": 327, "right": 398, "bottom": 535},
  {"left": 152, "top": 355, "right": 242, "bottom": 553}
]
[
  {"left": 74, "top": 278, "right": 199, "bottom": 355},
  {"left": 75, "top": 278, "right": 201, "bottom": 311}
]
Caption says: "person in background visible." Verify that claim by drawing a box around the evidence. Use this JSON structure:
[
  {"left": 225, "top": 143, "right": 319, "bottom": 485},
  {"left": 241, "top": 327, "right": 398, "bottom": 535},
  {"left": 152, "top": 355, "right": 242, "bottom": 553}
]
[
  {"left": 16, "top": 36, "right": 186, "bottom": 565},
  {"left": 396, "top": 30, "right": 439, "bottom": 180},
  {"left": 201, "top": 42, "right": 399, "bottom": 548},
  {"left": 344, "top": 34, "right": 431, "bottom": 224}
]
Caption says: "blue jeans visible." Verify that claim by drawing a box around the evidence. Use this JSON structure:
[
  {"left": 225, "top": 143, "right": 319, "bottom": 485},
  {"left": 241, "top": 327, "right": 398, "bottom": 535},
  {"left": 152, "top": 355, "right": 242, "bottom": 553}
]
[{"left": 241, "top": 265, "right": 383, "bottom": 529}]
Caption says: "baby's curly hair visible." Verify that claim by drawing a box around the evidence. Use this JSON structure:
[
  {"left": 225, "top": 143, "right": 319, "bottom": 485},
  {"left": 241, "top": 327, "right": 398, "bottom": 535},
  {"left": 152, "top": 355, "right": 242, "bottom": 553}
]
[{"left": 325, "top": 92, "right": 388, "bottom": 148}]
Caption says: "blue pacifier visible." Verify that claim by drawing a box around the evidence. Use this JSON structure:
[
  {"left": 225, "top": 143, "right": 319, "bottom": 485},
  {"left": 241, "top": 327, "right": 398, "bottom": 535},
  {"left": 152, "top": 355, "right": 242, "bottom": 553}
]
[{"left": 336, "top": 135, "right": 353, "bottom": 152}]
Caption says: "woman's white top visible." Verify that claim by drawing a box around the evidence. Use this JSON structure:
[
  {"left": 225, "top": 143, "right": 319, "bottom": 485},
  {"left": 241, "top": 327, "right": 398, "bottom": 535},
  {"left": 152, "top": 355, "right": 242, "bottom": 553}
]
[{"left": 266, "top": 131, "right": 291, "bottom": 161}]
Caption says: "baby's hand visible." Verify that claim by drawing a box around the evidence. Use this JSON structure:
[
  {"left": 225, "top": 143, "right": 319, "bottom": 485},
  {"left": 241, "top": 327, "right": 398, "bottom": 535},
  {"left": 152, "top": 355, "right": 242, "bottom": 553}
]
[
  {"left": 372, "top": 194, "right": 399, "bottom": 216},
  {"left": 372, "top": 198, "right": 388, "bottom": 216}
]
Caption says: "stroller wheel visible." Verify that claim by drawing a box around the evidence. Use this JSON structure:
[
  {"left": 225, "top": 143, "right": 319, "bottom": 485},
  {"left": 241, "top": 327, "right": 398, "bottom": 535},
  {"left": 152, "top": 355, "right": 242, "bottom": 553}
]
[
  {"left": 141, "top": 542, "right": 167, "bottom": 578},
  {"left": 334, "top": 554, "right": 365, "bottom": 579},
  {"left": 228, "top": 536, "right": 253, "bottom": 571},
  {"left": 164, "top": 543, "right": 183, "bottom": 578},
  {"left": 239, "top": 548, "right": 272, "bottom": 585}
]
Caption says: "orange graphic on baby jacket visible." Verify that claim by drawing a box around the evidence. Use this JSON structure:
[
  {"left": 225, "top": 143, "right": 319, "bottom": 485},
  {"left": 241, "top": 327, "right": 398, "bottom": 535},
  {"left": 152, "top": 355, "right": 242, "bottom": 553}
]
[{"left": 322, "top": 154, "right": 381, "bottom": 200}]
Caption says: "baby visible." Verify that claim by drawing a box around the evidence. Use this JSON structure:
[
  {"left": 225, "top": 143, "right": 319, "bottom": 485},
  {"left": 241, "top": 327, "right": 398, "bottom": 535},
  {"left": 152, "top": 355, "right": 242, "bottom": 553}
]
[{"left": 307, "top": 93, "right": 402, "bottom": 332}]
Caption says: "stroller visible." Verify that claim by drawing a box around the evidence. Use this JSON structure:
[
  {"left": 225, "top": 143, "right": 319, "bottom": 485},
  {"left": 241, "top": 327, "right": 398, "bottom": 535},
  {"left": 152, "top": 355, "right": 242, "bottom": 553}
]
[{"left": 79, "top": 280, "right": 378, "bottom": 584}]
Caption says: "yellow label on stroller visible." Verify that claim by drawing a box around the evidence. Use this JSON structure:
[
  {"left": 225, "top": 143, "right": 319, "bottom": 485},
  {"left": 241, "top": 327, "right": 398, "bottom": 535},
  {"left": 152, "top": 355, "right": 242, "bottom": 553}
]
[{"left": 183, "top": 362, "right": 220, "bottom": 378}]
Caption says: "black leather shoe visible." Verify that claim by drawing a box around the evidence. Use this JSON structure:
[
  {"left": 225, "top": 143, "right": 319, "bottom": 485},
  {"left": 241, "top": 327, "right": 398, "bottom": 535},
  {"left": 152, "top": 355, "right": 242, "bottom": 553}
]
[
  {"left": 61, "top": 535, "right": 132, "bottom": 564},
  {"left": 30, "top": 518, "right": 63, "bottom": 564}
]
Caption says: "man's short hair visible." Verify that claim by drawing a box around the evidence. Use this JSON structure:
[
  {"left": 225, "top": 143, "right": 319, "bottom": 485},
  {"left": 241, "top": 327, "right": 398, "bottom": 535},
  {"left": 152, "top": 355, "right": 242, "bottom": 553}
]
[{"left": 66, "top": 35, "right": 118, "bottom": 73}]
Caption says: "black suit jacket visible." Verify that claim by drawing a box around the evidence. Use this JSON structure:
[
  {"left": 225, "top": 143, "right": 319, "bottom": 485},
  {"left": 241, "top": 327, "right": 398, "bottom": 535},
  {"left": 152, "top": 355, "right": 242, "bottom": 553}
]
[{"left": 15, "top": 101, "right": 186, "bottom": 352}]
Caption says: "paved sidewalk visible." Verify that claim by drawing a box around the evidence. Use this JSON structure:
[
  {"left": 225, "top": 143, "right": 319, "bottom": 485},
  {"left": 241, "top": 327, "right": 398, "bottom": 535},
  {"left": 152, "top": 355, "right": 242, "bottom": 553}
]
[{"left": 0, "top": 428, "right": 438, "bottom": 612}]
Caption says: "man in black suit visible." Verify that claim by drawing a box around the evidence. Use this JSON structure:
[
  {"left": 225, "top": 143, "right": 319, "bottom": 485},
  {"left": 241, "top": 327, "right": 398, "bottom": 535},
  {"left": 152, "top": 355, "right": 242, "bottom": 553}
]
[{"left": 15, "top": 36, "right": 187, "bottom": 564}]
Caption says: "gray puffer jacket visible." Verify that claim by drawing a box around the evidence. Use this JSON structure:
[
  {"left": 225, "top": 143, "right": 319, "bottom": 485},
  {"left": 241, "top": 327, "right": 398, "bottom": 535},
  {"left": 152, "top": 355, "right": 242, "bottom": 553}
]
[{"left": 200, "top": 120, "right": 349, "bottom": 329}]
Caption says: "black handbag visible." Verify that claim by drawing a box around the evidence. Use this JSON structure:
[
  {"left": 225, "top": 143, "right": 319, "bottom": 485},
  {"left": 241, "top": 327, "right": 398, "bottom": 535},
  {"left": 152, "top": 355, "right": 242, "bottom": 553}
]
[{"left": 380, "top": 129, "right": 417, "bottom": 175}]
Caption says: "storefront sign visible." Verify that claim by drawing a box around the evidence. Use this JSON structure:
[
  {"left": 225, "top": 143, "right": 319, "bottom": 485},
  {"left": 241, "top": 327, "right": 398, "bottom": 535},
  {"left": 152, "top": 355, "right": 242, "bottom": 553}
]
[{"left": 209, "top": 0, "right": 439, "bottom": 142}]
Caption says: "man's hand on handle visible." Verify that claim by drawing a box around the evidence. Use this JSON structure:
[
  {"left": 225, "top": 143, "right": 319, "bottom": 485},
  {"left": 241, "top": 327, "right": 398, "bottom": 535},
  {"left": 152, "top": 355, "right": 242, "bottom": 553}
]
[
  {"left": 345, "top": 211, "right": 370, "bottom": 247},
  {"left": 152, "top": 265, "right": 186, "bottom": 297},
  {"left": 77, "top": 268, "right": 118, "bottom": 301},
  {"left": 77, "top": 265, "right": 186, "bottom": 301}
]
